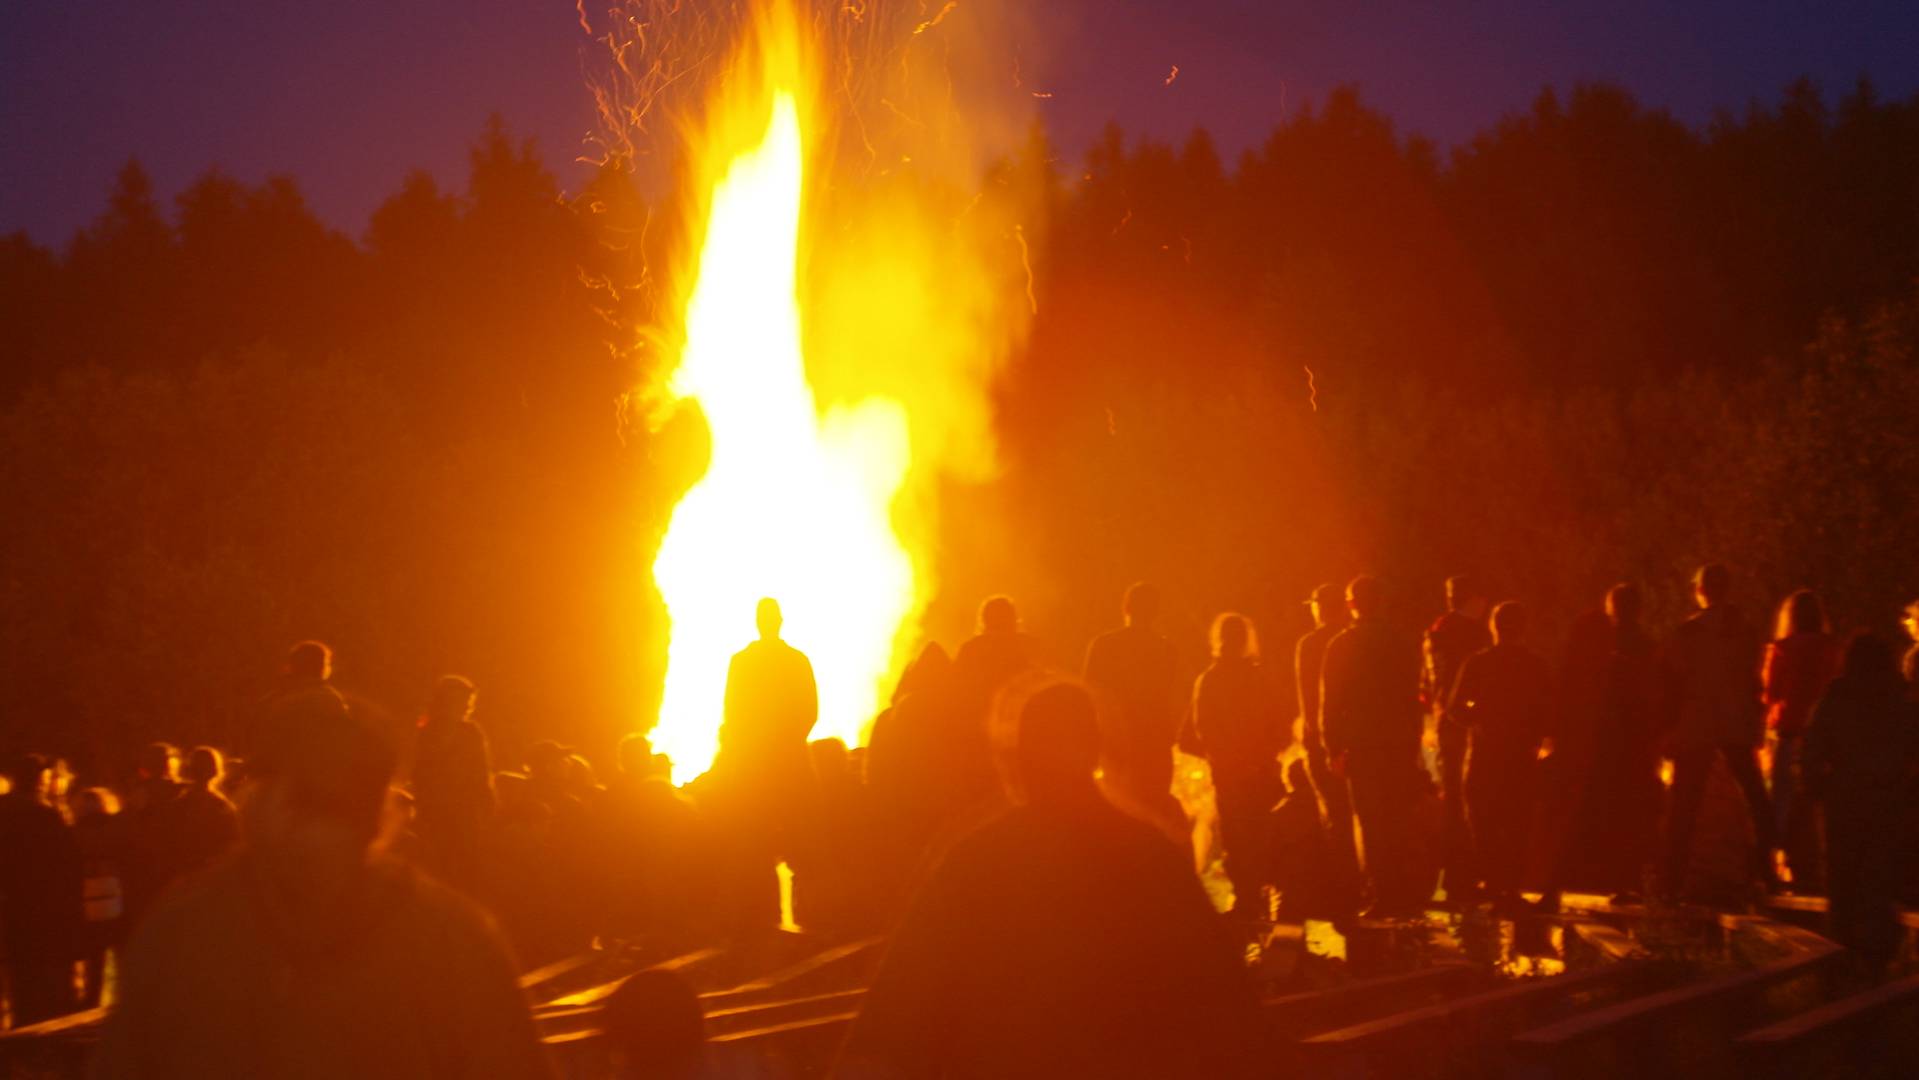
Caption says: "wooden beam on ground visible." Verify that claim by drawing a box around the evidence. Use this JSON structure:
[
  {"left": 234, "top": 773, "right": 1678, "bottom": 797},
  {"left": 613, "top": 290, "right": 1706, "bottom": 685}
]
[
  {"left": 1507, "top": 935, "right": 1844, "bottom": 1080},
  {"left": 1298, "top": 960, "right": 1669, "bottom": 1080},
  {"left": 535, "top": 946, "right": 724, "bottom": 1011},
  {"left": 1732, "top": 972, "right": 1919, "bottom": 1080},
  {"left": 1261, "top": 963, "right": 1487, "bottom": 1042}
]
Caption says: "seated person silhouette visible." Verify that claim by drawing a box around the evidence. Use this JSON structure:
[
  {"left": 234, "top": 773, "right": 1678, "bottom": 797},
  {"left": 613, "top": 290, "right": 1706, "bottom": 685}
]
[{"left": 838, "top": 678, "right": 1261, "bottom": 1079}]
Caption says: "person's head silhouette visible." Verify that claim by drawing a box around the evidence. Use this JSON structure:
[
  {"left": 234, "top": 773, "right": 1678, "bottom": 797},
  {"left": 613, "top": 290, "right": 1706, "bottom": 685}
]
[
  {"left": 1446, "top": 574, "right": 1488, "bottom": 619},
  {"left": 1692, "top": 563, "right": 1732, "bottom": 610},
  {"left": 1307, "top": 582, "right": 1346, "bottom": 630},
  {"left": 1122, "top": 582, "right": 1161, "bottom": 627},
  {"left": 141, "top": 742, "right": 180, "bottom": 783},
  {"left": 183, "top": 746, "right": 225, "bottom": 789},
  {"left": 755, "top": 597, "right": 783, "bottom": 641},
  {"left": 998, "top": 680, "right": 1101, "bottom": 807},
  {"left": 1210, "top": 612, "right": 1256, "bottom": 660},
  {"left": 428, "top": 675, "right": 475, "bottom": 726},
  {"left": 603, "top": 969, "right": 704, "bottom": 1079},
  {"left": 1606, "top": 582, "right": 1642, "bottom": 629},
  {"left": 245, "top": 688, "right": 397, "bottom": 855},
  {"left": 287, "top": 640, "right": 333, "bottom": 682},
  {"left": 1346, "top": 575, "right": 1385, "bottom": 620},
  {"left": 979, "top": 595, "right": 1018, "bottom": 635},
  {"left": 3, "top": 752, "right": 50, "bottom": 801},
  {"left": 1775, "top": 589, "right": 1828, "bottom": 640},
  {"left": 1490, "top": 601, "right": 1528, "bottom": 645},
  {"left": 1840, "top": 631, "right": 1898, "bottom": 684}
]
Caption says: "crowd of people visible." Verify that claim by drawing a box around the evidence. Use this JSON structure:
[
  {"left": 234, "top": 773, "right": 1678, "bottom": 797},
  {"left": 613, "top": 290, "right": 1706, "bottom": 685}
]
[{"left": 1, "top": 567, "right": 1916, "bottom": 1076}]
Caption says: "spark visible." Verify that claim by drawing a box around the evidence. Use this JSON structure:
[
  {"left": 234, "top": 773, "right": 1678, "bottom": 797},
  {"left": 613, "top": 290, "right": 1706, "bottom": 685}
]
[
  {"left": 913, "top": 0, "right": 958, "bottom": 35},
  {"left": 1014, "top": 224, "right": 1038, "bottom": 315},
  {"left": 1164, "top": 64, "right": 1179, "bottom": 88},
  {"left": 1031, "top": 90, "right": 1054, "bottom": 99},
  {"left": 576, "top": 0, "right": 593, "bottom": 35},
  {"left": 1111, "top": 206, "right": 1132, "bottom": 237},
  {"left": 1303, "top": 364, "right": 1319, "bottom": 412}
]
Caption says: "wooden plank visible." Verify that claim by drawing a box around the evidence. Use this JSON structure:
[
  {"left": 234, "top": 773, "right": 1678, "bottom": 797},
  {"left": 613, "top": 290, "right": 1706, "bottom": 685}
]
[
  {"left": 1299, "top": 962, "right": 1667, "bottom": 1080},
  {"left": 1508, "top": 943, "right": 1843, "bottom": 1080},
  {"left": 704, "top": 989, "right": 868, "bottom": 1037},
  {"left": 709, "top": 1010, "right": 859, "bottom": 1044},
  {"left": 516, "top": 950, "right": 599, "bottom": 992},
  {"left": 697, "top": 936, "right": 882, "bottom": 1008},
  {"left": 1261, "top": 964, "right": 1486, "bottom": 1041},
  {"left": 1733, "top": 973, "right": 1919, "bottom": 1080},
  {"left": 536, "top": 946, "right": 723, "bottom": 1010}
]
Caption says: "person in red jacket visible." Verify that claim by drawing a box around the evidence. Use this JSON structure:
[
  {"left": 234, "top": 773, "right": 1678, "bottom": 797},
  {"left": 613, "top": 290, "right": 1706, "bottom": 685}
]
[{"left": 1761, "top": 589, "right": 1840, "bottom": 887}]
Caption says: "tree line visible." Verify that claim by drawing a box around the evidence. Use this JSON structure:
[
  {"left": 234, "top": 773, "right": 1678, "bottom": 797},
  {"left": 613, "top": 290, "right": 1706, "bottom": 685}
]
[{"left": 3, "top": 79, "right": 1917, "bottom": 772}]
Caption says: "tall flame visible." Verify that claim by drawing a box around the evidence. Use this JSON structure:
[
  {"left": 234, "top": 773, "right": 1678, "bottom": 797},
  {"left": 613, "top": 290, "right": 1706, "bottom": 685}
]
[{"left": 651, "top": 40, "right": 916, "bottom": 782}]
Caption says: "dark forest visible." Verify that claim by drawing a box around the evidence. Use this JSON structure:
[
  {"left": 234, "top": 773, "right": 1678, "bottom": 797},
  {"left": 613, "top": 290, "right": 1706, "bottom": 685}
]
[{"left": 5, "top": 79, "right": 1918, "bottom": 774}]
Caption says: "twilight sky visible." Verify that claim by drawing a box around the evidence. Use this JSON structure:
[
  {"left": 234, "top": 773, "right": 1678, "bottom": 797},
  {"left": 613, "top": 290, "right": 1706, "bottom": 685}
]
[{"left": 5, "top": 0, "right": 1918, "bottom": 245}]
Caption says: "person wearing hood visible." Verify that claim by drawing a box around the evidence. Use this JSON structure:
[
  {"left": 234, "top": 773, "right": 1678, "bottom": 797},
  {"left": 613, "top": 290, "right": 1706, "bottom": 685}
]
[{"left": 96, "top": 687, "right": 552, "bottom": 1079}]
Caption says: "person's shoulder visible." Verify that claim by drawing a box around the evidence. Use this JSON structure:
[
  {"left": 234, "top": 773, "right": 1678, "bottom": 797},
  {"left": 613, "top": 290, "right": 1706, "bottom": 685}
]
[
  {"left": 380, "top": 859, "right": 512, "bottom": 948},
  {"left": 128, "top": 857, "right": 252, "bottom": 955}
]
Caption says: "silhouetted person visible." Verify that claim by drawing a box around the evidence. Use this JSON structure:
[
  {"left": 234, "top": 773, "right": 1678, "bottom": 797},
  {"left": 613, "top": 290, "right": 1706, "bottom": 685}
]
[
  {"left": 1552, "top": 584, "right": 1663, "bottom": 901},
  {"left": 1449, "top": 601, "right": 1551, "bottom": 910},
  {"left": 412, "top": 675, "right": 495, "bottom": 892},
  {"left": 522, "top": 740, "right": 582, "bottom": 822},
  {"left": 1424, "top": 574, "right": 1491, "bottom": 903},
  {"left": 1803, "top": 633, "right": 1919, "bottom": 975},
  {"left": 1083, "top": 582, "right": 1184, "bottom": 833},
  {"left": 1902, "top": 598, "right": 1919, "bottom": 689},
  {"left": 869, "top": 643, "right": 971, "bottom": 849},
  {"left": 286, "top": 639, "right": 334, "bottom": 684},
  {"left": 1660, "top": 563, "right": 1778, "bottom": 897},
  {"left": 603, "top": 969, "right": 705, "bottom": 1079},
  {"left": 953, "top": 596, "right": 1044, "bottom": 704},
  {"left": 119, "top": 741, "right": 186, "bottom": 931},
  {"left": 97, "top": 686, "right": 552, "bottom": 1079},
  {"left": 1270, "top": 758, "right": 1338, "bottom": 919},
  {"left": 800, "top": 737, "right": 881, "bottom": 934},
  {"left": 0, "top": 752, "right": 84, "bottom": 1026},
  {"left": 170, "top": 746, "right": 240, "bottom": 877},
  {"left": 839, "top": 679, "right": 1261, "bottom": 1078},
  {"left": 1321, "top": 575, "right": 1428, "bottom": 917},
  {"left": 127, "top": 741, "right": 186, "bottom": 814},
  {"left": 72, "top": 786, "right": 125, "bottom": 1006},
  {"left": 596, "top": 734, "right": 712, "bottom": 944},
  {"left": 1761, "top": 589, "right": 1840, "bottom": 886},
  {"left": 1192, "top": 613, "right": 1287, "bottom": 921},
  {"left": 712, "top": 597, "right": 818, "bottom": 934},
  {"left": 1295, "top": 581, "right": 1360, "bottom": 908},
  {"left": 718, "top": 598, "right": 818, "bottom": 785},
  {"left": 1535, "top": 604, "right": 1614, "bottom": 907}
]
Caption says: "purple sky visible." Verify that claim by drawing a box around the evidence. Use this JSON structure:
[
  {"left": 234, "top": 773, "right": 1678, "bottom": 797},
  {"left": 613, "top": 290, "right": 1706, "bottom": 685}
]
[{"left": 6, "top": 1, "right": 1918, "bottom": 245}]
